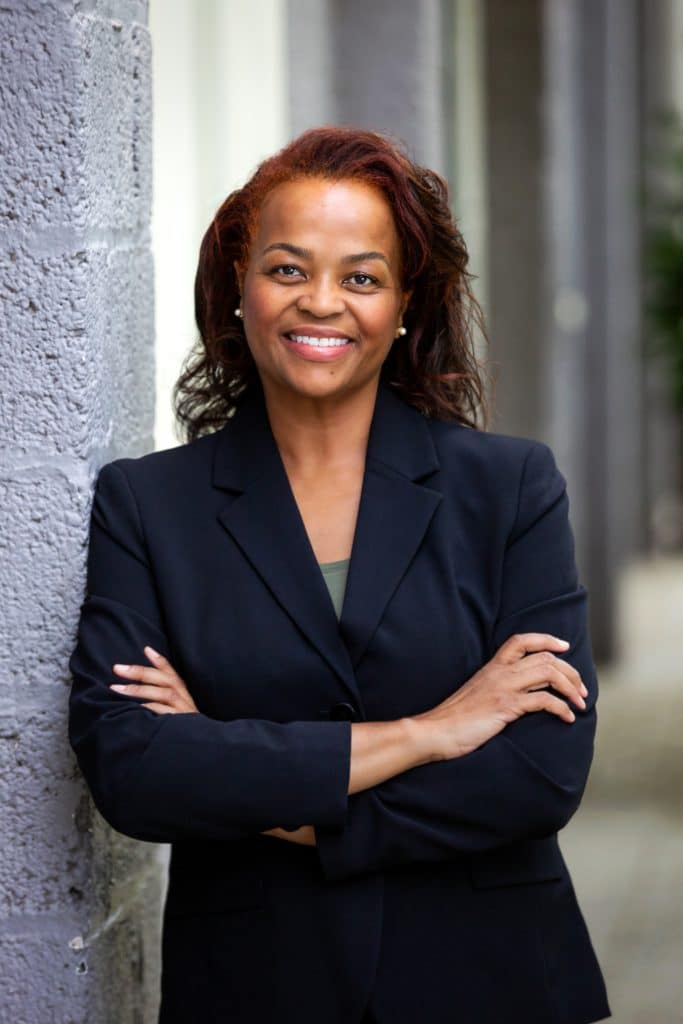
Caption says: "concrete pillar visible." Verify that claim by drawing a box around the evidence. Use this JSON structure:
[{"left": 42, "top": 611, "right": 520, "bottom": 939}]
[
  {"left": 450, "top": 0, "right": 490, "bottom": 334},
  {"left": 288, "top": 0, "right": 447, "bottom": 173},
  {"left": 541, "top": 0, "right": 604, "bottom": 650},
  {"left": 478, "top": 0, "right": 648, "bottom": 661},
  {"left": 0, "top": 1, "right": 162, "bottom": 1020},
  {"left": 601, "top": 0, "right": 645, "bottom": 621},
  {"left": 641, "top": 0, "right": 683, "bottom": 552},
  {"left": 335, "top": 0, "right": 446, "bottom": 173},
  {"left": 483, "top": 0, "right": 545, "bottom": 437},
  {"left": 541, "top": 0, "right": 644, "bottom": 662},
  {"left": 287, "top": 0, "right": 334, "bottom": 138}
]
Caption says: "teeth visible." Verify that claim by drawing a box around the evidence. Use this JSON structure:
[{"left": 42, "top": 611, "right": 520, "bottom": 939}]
[{"left": 289, "top": 334, "right": 351, "bottom": 347}]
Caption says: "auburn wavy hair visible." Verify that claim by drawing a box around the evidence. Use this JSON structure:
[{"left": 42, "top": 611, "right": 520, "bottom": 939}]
[{"left": 173, "top": 125, "right": 491, "bottom": 441}]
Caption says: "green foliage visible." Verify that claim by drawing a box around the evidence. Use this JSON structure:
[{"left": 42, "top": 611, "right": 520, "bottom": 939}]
[{"left": 642, "top": 109, "right": 683, "bottom": 413}]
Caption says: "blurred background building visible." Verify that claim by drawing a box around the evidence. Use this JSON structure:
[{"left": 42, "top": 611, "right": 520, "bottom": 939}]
[{"left": 1, "top": 0, "right": 681, "bottom": 1020}]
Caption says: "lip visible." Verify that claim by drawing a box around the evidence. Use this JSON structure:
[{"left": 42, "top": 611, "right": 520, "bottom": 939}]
[
  {"left": 280, "top": 326, "right": 356, "bottom": 363},
  {"left": 285, "top": 325, "right": 354, "bottom": 340}
]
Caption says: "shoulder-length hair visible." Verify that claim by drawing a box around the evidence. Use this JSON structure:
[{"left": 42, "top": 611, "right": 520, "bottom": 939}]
[{"left": 173, "top": 125, "right": 490, "bottom": 441}]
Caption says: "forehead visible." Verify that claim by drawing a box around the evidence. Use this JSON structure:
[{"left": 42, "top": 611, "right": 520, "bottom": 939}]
[{"left": 250, "top": 177, "right": 401, "bottom": 261}]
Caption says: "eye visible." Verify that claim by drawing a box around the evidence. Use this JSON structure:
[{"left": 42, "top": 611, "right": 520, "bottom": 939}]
[
  {"left": 346, "top": 272, "right": 378, "bottom": 288},
  {"left": 270, "top": 264, "right": 304, "bottom": 280}
]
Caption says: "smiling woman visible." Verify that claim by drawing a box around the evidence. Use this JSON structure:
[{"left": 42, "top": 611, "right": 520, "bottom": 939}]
[
  {"left": 175, "top": 125, "right": 488, "bottom": 439},
  {"left": 233, "top": 176, "right": 412, "bottom": 391},
  {"left": 68, "top": 126, "right": 611, "bottom": 1024}
]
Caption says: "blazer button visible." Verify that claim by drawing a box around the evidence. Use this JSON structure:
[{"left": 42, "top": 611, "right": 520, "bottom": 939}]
[{"left": 329, "top": 701, "right": 358, "bottom": 721}]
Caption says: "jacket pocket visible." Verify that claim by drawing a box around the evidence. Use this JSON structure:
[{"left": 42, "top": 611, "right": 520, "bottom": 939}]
[{"left": 467, "top": 834, "right": 567, "bottom": 889}]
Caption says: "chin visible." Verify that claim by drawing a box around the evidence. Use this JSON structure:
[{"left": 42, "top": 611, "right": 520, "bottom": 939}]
[{"left": 275, "top": 367, "right": 352, "bottom": 394}]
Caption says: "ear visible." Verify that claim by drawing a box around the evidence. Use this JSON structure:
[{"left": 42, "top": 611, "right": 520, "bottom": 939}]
[{"left": 400, "top": 288, "right": 413, "bottom": 318}]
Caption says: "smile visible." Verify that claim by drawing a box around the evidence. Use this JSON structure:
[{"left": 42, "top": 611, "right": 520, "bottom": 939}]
[
  {"left": 280, "top": 331, "right": 355, "bottom": 362},
  {"left": 286, "top": 333, "right": 352, "bottom": 347}
]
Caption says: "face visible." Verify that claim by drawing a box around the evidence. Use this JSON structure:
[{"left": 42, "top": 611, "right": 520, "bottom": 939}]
[{"left": 235, "top": 177, "right": 412, "bottom": 404}]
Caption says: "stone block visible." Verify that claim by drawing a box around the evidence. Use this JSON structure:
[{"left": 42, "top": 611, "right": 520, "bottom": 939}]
[{"left": 0, "top": 244, "right": 154, "bottom": 456}]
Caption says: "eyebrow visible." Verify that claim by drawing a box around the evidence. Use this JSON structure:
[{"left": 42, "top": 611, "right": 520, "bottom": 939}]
[{"left": 261, "top": 242, "right": 390, "bottom": 267}]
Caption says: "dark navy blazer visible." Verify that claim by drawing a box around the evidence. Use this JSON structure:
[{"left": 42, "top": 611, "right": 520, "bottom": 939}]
[{"left": 68, "top": 372, "right": 611, "bottom": 1023}]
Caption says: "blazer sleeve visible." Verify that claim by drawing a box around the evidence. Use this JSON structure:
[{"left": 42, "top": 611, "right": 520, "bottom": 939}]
[
  {"left": 315, "top": 440, "right": 599, "bottom": 882},
  {"left": 67, "top": 459, "right": 352, "bottom": 843}
]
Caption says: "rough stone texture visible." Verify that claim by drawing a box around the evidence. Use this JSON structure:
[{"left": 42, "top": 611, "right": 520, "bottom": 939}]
[
  {"left": 0, "top": 472, "right": 107, "bottom": 735},
  {"left": 0, "top": 1, "right": 160, "bottom": 1020},
  {"left": 0, "top": 708, "right": 91, "bottom": 919},
  {"left": 0, "top": 245, "right": 154, "bottom": 456}
]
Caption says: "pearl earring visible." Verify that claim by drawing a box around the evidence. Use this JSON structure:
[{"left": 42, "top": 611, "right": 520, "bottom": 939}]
[
  {"left": 396, "top": 325, "right": 407, "bottom": 337},
  {"left": 234, "top": 306, "right": 243, "bottom": 319}
]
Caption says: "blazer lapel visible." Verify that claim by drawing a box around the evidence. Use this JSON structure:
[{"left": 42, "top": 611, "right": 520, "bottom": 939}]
[
  {"left": 212, "top": 374, "right": 442, "bottom": 706},
  {"left": 338, "top": 384, "right": 443, "bottom": 667}
]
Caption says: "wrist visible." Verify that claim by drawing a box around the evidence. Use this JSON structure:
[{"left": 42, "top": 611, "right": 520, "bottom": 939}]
[{"left": 401, "top": 715, "right": 441, "bottom": 767}]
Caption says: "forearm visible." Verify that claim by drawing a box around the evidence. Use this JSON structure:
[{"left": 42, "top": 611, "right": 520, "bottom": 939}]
[
  {"left": 315, "top": 701, "right": 596, "bottom": 878},
  {"left": 347, "top": 716, "right": 435, "bottom": 794}
]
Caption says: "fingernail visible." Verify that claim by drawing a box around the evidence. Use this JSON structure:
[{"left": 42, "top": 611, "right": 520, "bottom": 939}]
[
  {"left": 110, "top": 684, "right": 126, "bottom": 691},
  {"left": 113, "top": 664, "right": 130, "bottom": 671},
  {"left": 145, "top": 646, "right": 159, "bottom": 658},
  {"left": 556, "top": 639, "right": 570, "bottom": 647},
  {"left": 581, "top": 683, "right": 588, "bottom": 696}
]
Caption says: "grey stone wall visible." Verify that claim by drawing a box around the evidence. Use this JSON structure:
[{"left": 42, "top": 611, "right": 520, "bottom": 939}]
[{"left": 0, "top": 1, "right": 162, "bottom": 1020}]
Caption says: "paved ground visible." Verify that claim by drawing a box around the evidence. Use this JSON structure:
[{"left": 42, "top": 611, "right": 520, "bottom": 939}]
[
  {"left": 559, "top": 654, "right": 683, "bottom": 1024},
  {"left": 562, "top": 806, "right": 682, "bottom": 1023}
]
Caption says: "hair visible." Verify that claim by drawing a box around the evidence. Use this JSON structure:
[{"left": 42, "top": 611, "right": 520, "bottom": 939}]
[{"left": 173, "top": 125, "right": 491, "bottom": 442}]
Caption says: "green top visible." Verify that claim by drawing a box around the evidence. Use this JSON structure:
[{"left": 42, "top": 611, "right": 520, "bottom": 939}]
[{"left": 318, "top": 557, "right": 350, "bottom": 620}]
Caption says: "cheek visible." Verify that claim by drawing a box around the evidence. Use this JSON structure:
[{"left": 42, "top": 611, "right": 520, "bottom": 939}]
[
  {"left": 241, "top": 286, "right": 281, "bottom": 363},
  {"left": 244, "top": 276, "right": 287, "bottom": 321},
  {"left": 356, "top": 297, "right": 401, "bottom": 338},
  {"left": 245, "top": 282, "right": 269, "bottom": 322}
]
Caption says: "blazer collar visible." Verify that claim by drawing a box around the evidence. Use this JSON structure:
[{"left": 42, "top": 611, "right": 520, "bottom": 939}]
[{"left": 212, "top": 375, "right": 443, "bottom": 708}]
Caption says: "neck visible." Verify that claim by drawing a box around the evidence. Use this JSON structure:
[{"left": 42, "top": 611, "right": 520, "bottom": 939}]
[{"left": 259, "top": 376, "right": 380, "bottom": 477}]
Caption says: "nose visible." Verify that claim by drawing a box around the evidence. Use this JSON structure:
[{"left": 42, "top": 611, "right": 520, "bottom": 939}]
[{"left": 296, "top": 276, "right": 346, "bottom": 318}]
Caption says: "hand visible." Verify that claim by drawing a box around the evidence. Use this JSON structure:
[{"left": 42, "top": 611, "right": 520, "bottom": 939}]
[
  {"left": 110, "top": 646, "right": 199, "bottom": 714},
  {"left": 260, "top": 825, "right": 316, "bottom": 846},
  {"left": 411, "top": 633, "right": 588, "bottom": 761}
]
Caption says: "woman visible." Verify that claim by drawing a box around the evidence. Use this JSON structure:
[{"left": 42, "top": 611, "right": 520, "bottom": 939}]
[{"left": 68, "top": 126, "right": 611, "bottom": 1023}]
